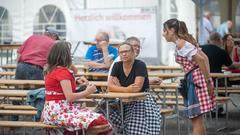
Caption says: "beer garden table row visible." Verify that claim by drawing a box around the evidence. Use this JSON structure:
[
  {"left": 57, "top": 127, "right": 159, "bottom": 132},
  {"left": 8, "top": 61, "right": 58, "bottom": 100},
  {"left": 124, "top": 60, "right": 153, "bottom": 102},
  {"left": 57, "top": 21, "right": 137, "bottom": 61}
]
[
  {"left": 0, "top": 72, "right": 239, "bottom": 134},
  {"left": 0, "top": 44, "right": 21, "bottom": 65},
  {"left": 1, "top": 64, "right": 182, "bottom": 72}
]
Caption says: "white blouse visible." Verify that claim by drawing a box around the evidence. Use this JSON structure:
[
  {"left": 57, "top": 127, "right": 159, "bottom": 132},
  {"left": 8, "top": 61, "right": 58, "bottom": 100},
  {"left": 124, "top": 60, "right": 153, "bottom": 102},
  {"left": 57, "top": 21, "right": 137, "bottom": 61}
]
[{"left": 175, "top": 41, "right": 198, "bottom": 61}]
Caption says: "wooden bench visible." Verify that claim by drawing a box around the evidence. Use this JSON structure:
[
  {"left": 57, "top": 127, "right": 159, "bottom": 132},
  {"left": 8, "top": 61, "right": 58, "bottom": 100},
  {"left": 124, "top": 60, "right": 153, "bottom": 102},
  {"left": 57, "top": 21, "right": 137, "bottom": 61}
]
[
  {"left": 1, "top": 104, "right": 36, "bottom": 110},
  {"left": 216, "top": 96, "right": 231, "bottom": 103},
  {"left": 0, "top": 64, "right": 17, "bottom": 71},
  {"left": 0, "top": 72, "right": 15, "bottom": 76},
  {"left": 0, "top": 121, "right": 110, "bottom": 135},
  {"left": 0, "top": 121, "right": 58, "bottom": 135},
  {"left": 0, "top": 110, "right": 37, "bottom": 116},
  {"left": 0, "top": 80, "right": 44, "bottom": 90},
  {"left": 0, "top": 44, "right": 21, "bottom": 65},
  {"left": 0, "top": 121, "right": 57, "bottom": 128}
]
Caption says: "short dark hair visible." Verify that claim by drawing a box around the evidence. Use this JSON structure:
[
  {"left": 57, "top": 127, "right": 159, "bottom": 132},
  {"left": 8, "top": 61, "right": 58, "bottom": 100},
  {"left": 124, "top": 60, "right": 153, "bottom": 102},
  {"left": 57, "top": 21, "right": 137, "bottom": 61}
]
[
  {"left": 209, "top": 32, "right": 221, "bottom": 42},
  {"left": 46, "top": 41, "right": 72, "bottom": 73},
  {"left": 125, "top": 36, "right": 140, "bottom": 45},
  {"left": 98, "top": 32, "right": 109, "bottom": 42}
]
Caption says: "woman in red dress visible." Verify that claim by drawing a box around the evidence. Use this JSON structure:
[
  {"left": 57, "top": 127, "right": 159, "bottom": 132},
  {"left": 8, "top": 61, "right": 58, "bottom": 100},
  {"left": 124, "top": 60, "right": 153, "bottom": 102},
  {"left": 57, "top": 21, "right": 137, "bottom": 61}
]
[
  {"left": 42, "top": 41, "right": 112, "bottom": 135},
  {"left": 162, "top": 18, "right": 216, "bottom": 135}
]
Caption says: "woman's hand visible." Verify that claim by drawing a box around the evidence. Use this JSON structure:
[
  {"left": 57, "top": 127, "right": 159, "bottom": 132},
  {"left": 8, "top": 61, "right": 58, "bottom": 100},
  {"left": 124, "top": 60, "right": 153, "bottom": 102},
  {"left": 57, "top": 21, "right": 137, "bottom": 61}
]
[
  {"left": 127, "top": 84, "right": 141, "bottom": 93},
  {"left": 77, "top": 76, "right": 89, "bottom": 85},
  {"left": 149, "top": 77, "right": 162, "bottom": 85},
  {"left": 207, "top": 80, "right": 214, "bottom": 95},
  {"left": 85, "top": 83, "right": 96, "bottom": 94}
]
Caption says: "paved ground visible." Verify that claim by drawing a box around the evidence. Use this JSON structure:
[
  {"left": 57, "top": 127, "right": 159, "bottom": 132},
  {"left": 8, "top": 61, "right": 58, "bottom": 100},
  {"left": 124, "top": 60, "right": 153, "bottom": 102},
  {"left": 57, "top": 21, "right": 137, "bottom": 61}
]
[
  {"left": 1, "top": 98, "right": 239, "bottom": 135},
  {"left": 165, "top": 95, "right": 240, "bottom": 135}
]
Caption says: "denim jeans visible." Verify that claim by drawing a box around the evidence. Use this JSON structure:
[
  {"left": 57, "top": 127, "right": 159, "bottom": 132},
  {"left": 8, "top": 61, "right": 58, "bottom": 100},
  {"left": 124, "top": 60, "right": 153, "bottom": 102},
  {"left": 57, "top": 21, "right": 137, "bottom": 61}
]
[
  {"left": 12, "top": 62, "right": 44, "bottom": 121},
  {"left": 15, "top": 62, "right": 44, "bottom": 80}
]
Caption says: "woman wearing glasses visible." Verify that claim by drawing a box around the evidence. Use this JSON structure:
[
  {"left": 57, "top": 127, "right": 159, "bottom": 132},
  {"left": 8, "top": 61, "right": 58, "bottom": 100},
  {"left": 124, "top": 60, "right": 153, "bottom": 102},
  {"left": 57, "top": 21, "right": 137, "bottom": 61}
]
[{"left": 108, "top": 43, "right": 161, "bottom": 135}]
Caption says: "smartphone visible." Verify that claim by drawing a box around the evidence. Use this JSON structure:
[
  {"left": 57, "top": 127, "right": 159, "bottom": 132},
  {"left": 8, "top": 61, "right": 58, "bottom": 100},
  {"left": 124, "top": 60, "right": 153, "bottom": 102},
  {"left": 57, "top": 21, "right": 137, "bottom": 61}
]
[{"left": 76, "top": 85, "right": 87, "bottom": 92}]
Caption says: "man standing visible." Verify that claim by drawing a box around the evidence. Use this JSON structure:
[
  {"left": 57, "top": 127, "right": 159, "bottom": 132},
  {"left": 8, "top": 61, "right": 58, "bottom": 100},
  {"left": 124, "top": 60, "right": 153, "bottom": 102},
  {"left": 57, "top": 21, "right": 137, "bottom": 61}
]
[
  {"left": 217, "top": 20, "right": 233, "bottom": 37},
  {"left": 198, "top": 11, "right": 214, "bottom": 45},
  {"left": 15, "top": 27, "right": 59, "bottom": 80},
  {"left": 12, "top": 27, "right": 59, "bottom": 121},
  {"left": 84, "top": 32, "right": 118, "bottom": 73}
]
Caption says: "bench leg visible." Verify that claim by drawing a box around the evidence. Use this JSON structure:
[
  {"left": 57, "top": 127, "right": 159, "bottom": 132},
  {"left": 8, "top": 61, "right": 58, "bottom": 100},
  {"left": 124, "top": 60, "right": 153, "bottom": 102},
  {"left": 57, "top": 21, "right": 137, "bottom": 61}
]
[
  {"left": 162, "top": 115, "right": 166, "bottom": 135},
  {"left": 23, "top": 127, "right": 26, "bottom": 135}
]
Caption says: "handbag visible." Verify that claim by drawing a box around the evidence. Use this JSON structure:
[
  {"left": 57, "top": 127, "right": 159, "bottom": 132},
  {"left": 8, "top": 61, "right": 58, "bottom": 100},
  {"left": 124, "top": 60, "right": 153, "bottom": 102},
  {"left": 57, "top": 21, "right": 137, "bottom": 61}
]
[{"left": 178, "top": 66, "right": 199, "bottom": 99}]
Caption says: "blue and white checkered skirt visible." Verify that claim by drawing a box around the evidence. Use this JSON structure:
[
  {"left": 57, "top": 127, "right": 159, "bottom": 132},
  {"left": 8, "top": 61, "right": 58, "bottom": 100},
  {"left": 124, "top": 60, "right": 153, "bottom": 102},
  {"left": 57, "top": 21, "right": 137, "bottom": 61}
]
[{"left": 109, "top": 95, "right": 161, "bottom": 135}]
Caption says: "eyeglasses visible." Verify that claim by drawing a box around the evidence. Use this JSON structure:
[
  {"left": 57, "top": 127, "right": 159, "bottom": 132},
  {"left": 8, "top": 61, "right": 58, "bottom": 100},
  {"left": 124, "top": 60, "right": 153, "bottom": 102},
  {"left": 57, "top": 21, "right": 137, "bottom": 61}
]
[{"left": 119, "top": 49, "right": 132, "bottom": 55}]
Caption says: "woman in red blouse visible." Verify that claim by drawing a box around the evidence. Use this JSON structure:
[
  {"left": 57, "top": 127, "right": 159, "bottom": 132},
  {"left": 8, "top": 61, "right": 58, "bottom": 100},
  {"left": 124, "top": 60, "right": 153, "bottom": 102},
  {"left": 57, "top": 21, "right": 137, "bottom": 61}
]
[{"left": 42, "top": 41, "right": 112, "bottom": 135}]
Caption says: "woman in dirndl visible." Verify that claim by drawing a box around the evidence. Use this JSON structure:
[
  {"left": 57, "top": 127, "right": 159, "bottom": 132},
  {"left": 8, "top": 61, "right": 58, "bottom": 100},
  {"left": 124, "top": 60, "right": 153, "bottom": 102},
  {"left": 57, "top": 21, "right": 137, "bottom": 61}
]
[
  {"left": 42, "top": 41, "right": 112, "bottom": 135},
  {"left": 108, "top": 43, "right": 161, "bottom": 135},
  {"left": 162, "top": 18, "right": 216, "bottom": 135}
]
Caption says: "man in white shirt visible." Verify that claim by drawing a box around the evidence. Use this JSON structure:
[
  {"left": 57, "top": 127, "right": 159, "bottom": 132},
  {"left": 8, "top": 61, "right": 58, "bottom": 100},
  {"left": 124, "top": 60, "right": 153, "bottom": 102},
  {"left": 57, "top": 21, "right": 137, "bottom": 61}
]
[
  {"left": 198, "top": 11, "right": 214, "bottom": 45},
  {"left": 108, "top": 36, "right": 162, "bottom": 84}
]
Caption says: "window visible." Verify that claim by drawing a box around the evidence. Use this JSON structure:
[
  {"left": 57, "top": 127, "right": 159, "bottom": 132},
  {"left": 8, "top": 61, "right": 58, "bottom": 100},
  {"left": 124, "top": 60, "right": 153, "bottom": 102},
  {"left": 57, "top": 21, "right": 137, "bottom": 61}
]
[
  {"left": 33, "top": 5, "right": 66, "bottom": 39},
  {"left": 0, "top": 6, "right": 12, "bottom": 44},
  {"left": 170, "top": 0, "right": 178, "bottom": 18}
]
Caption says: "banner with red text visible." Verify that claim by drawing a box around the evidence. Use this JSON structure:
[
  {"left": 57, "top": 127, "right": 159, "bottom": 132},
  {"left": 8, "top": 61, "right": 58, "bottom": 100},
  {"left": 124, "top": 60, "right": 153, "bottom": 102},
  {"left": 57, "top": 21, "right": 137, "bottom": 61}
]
[{"left": 69, "top": 8, "right": 158, "bottom": 58}]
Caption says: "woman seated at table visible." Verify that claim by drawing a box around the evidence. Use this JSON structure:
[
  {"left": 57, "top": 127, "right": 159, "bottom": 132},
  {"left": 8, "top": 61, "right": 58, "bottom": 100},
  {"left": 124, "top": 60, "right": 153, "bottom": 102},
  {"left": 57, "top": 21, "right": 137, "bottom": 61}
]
[
  {"left": 108, "top": 43, "right": 161, "bottom": 135},
  {"left": 42, "top": 41, "right": 112, "bottom": 135}
]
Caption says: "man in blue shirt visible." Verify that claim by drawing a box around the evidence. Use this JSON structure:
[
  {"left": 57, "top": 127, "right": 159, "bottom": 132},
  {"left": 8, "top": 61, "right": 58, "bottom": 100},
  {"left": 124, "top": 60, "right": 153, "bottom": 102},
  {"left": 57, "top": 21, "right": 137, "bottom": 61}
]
[
  {"left": 84, "top": 32, "right": 118, "bottom": 72},
  {"left": 217, "top": 20, "right": 233, "bottom": 37}
]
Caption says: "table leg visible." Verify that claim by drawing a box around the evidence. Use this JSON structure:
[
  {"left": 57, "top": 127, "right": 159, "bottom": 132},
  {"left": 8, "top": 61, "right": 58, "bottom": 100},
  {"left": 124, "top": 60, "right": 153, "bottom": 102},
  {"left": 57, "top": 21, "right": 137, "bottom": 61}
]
[
  {"left": 120, "top": 100, "right": 124, "bottom": 134},
  {"left": 106, "top": 100, "right": 109, "bottom": 119}
]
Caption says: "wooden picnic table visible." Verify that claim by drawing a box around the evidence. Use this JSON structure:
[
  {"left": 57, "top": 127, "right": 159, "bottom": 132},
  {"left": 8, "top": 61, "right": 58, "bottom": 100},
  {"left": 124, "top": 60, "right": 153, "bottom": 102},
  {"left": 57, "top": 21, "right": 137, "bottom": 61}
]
[
  {"left": 0, "top": 64, "right": 184, "bottom": 74},
  {"left": 0, "top": 64, "right": 16, "bottom": 70},
  {"left": 83, "top": 41, "right": 122, "bottom": 47},
  {"left": 0, "top": 80, "right": 44, "bottom": 86},
  {"left": 76, "top": 72, "right": 184, "bottom": 81},
  {"left": 147, "top": 65, "right": 182, "bottom": 71},
  {"left": 0, "top": 71, "right": 15, "bottom": 76},
  {"left": 210, "top": 73, "right": 240, "bottom": 78},
  {"left": 75, "top": 65, "right": 182, "bottom": 72},
  {"left": 0, "top": 80, "right": 44, "bottom": 89},
  {"left": 88, "top": 92, "right": 147, "bottom": 102},
  {"left": 76, "top": 72, "right": 108, "bottom": 81},
  {"left": 0, "top": 90, "right": 28, "bottom": 97},
  {"left": 0, "top": 44, "right": 21, "bottom": 50}
]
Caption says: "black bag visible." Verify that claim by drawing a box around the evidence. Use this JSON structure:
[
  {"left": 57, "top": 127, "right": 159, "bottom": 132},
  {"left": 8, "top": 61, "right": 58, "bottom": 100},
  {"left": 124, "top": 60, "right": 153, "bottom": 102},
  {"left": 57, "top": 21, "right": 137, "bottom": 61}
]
[
  {"left": 178, "top": 78, "right": 188, "bottom": 99},
  {"left": 178, "top": 66, "right": 199, "bottom": 99},
  {"left": 76, "top": 85, "right": 87, "bottom": 92}
]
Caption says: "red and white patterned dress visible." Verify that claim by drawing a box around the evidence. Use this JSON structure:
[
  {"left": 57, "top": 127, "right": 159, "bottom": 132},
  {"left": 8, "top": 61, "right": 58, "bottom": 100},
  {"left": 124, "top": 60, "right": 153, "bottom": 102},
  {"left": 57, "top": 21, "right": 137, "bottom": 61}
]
[
  {"left": 175, "top": 41, "right": 216, "bottom": 118},
  {"left": 42, "top": 67, "right": 111, "bottom": 135}
]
